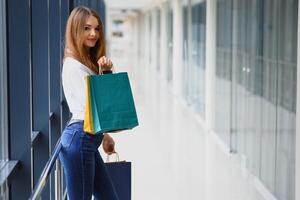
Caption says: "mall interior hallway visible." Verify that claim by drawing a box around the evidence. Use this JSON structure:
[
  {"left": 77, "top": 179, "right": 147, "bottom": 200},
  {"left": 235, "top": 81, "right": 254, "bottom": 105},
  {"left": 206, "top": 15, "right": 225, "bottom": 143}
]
[
  {"left": 0, "top": 1, "right": 299, "bottom": 199},
  {"left": 103, "top": 54, "right": 266, "bottom": 200}
]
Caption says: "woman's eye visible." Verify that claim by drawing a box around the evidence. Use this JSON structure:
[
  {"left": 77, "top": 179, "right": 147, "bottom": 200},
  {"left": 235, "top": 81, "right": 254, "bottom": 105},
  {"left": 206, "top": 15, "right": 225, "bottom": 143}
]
[
  {"left": 84, "top": 27, "right": 90, "bottom": 31},
  {"left": 95, "top": 28, "right": 100, "bottom": 32}
]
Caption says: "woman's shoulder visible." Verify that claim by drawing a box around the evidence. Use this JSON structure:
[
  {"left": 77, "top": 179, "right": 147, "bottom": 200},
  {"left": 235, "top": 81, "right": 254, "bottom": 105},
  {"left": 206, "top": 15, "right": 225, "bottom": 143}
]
[{"left": 63, "top": 57, "right": 95, "bottom": 75}]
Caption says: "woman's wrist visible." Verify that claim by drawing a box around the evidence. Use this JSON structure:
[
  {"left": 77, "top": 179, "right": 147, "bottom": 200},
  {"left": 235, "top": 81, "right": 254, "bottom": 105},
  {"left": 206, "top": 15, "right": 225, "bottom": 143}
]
[{"left": 103, "top": 133, "right": 111, "bottom": 139}]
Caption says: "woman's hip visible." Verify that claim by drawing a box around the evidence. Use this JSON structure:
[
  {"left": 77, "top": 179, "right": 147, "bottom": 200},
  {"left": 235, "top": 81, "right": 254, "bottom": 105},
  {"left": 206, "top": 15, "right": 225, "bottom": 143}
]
[{"left": 61, "top": 122, "right": 103, "bottom": 152}]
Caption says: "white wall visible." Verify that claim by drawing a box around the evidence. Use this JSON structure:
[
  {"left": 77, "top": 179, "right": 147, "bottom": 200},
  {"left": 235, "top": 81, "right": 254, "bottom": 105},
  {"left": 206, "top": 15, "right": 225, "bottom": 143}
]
[
  {"left": 159, "top": 3, "right": 168, "bottom": 81},
  {"left": 205, "top": 0, "right": 216, "bottom": 131},
  {"left": 150, "top": 10, "right": 156, "bottom": 70},
  {"left": 172, "top": 0, "right": 183, "bottom": 96}
]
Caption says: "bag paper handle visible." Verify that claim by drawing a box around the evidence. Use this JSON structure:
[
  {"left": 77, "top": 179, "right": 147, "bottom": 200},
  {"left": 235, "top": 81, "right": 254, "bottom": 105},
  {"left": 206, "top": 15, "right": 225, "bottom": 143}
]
[{"left": 106, "top": 152, "right": 120, "bottom": 163}]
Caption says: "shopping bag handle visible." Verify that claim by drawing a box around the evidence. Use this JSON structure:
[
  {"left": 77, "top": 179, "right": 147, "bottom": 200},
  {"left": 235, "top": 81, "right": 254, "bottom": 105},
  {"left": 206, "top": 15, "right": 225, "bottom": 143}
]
[
  {"left": 102, "top": 70, "right": 113, "bottom": 75},
  {"left": 106, "top": 152, "right": 120, "bottom": 163}
]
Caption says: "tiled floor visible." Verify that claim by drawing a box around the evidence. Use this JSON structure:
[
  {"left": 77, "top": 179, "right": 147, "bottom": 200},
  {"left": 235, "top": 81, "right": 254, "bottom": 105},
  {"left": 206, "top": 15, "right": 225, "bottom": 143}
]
[{"left": 98, "top": 57, "right": 267, "bottom": 200}]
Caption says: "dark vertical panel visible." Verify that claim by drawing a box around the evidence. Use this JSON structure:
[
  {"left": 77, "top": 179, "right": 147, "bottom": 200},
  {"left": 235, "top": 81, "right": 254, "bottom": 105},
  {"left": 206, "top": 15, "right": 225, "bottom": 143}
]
[
  {"left": 31, "top": 0, "right": 50, "bottom": 198},
  {"left": 0, "top": 0, "right": 6, "bottom": 168},
  {"left": 7, "top": 0, "right": 32, "bottom": 199},
  {"left": 49, "top": 1, "right": 62, "bottom": 199},
  {"left": 99, "top": 0, "right": 106, "bottom": 27},
  {"left": 59, "top": 5, "right": 70, "bottom": 195},
  {"left": 73, "top": 0, "right": 106, "bottom": 27},
  {"left": 49, "top": 0, "right": 61, "bottom": 155},
  {"left": 60, "top": 0, "right": 72, "bottom": 129}
]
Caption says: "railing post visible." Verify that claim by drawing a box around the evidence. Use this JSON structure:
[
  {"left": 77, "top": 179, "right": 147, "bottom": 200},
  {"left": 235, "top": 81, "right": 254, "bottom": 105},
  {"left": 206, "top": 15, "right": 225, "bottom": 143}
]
[{"left": 55, "top": 160, "right": 62, "bottom": 200}]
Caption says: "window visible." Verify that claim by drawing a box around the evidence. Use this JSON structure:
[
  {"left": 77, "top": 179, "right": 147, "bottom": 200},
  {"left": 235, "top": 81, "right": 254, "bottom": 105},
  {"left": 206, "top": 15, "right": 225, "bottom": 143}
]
[
  {"left": 215, "top": 0, "right": 297, "bottom": 199},
  {"left": 0, "top": 0, "right": 7, "bottom": 167},
  {"left": 0, "top": 0, "right": 8, "bottom": 199},
  {"left": 166, "top": 2, "right": 173, "bottom": 82},
  {"left": 156, "top": 8, "right": 161, "bottom": 71}
]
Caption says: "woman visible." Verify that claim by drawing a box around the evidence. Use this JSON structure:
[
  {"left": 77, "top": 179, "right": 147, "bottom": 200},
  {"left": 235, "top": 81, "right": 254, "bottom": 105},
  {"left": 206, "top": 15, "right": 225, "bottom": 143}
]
[{"left": 59, "top": 6, "right": 119, "bottom": 200}]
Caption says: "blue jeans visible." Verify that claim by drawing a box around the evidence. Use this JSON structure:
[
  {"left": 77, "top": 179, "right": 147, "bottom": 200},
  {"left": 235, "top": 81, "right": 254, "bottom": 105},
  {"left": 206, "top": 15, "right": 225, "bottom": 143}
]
[{"left": 59, "top": 122, "right": 119, "bottom": 200}]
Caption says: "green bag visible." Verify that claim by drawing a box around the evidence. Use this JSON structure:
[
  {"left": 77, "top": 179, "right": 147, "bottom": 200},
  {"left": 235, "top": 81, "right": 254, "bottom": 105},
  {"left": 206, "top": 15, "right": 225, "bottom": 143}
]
[{"left": 84, "top": 72, "right": 139, "bottom": 134}]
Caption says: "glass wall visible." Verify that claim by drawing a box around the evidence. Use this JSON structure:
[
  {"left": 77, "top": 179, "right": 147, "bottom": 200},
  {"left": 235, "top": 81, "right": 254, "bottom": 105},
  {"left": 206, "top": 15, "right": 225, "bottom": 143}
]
[
  {"left": 182, "top": 0, "right": 190, "bottom": 100},
  {"left": 166, "top": 2, "right": 173, "bottom": 82},
  {"left": 214, "top": 0, "right": 232, "bottom": 146},
  {"left": 192, "top": 0, "right": 206, "bottom": 117},
  {"left": 215, "top": 0, "right": 298, "bottom": 199},
  {"left": 156, "top": 8, "right": 161, "bottom": 72},
  {"left": 149, "top": 12, "right": 152, "bottom": 64},
  {"left": 231, "top": 0, "right": 262, "bottom": 175},
  {"left": 275, "top": 0, "right": 297, "bottom": 198},
  {"left": 182, "top": 0, "right": 206, "bottom": 118}
]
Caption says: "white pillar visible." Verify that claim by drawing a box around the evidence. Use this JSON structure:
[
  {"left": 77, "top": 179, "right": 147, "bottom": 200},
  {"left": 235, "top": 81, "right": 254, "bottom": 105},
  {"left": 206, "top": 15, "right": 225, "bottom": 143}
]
[
  {"left": 151, "top": 9, "right": 158, "bottom": 70},
  {"left": 172, "top": 0, "right": 183, "bottom": 96},
  {"left": 159, "top": 3, "right": 168, "bottom": 81},
  {"left": 133, "top": 18, "right": 139, "bottom": 76},
  {"left": 144, "top": 13, "right": 151, "bottom": 67},
  {"left": 135, "top": 13, "right": 145, "bottom": 75},
  {"left": 205, "top": 0, "right": 217, "bottom": 130},
  {"left": 296, "top": 1, "right": 300, "bottom": 198},
  {"left": 105, "top": 7, "right": 112, "bottom": 54}
]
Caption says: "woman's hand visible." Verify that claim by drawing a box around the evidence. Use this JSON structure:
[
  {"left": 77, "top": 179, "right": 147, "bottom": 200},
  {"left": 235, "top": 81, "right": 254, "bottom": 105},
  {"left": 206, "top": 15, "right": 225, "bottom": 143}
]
[
  {"left": 97, "top": 56, "right": 113, "bottom": 73},
  {"left": 102, "top": 134, "right": 115, "bottom": 155}
]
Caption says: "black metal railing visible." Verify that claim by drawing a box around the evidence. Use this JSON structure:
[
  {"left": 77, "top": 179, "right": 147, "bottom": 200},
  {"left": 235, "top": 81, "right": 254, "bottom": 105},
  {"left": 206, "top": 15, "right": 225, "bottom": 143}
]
[{"left": 29, "top": 138, "right": 62, "bottom": 200}]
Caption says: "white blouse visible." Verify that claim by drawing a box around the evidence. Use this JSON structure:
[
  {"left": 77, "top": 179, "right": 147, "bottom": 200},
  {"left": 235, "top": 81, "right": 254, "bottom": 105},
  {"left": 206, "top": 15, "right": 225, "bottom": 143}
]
[{"left": 62, "top": 57, "right": 95, "bottom": 120}]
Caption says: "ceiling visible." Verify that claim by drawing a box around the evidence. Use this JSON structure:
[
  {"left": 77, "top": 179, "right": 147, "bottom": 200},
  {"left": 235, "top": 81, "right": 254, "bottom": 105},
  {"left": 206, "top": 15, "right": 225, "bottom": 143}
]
[
  {"left": 104, "top": 0, "right": 153, "bottom": 20},
  {"left": 104, "top": 0, "right": 152, "bottom": 9}
]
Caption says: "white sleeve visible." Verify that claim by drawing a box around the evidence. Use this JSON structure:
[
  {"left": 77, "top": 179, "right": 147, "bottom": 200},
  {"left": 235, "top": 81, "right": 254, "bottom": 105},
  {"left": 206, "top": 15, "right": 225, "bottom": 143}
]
[{"left": 62, "top": 60, "right": 90, "bottom": 114}]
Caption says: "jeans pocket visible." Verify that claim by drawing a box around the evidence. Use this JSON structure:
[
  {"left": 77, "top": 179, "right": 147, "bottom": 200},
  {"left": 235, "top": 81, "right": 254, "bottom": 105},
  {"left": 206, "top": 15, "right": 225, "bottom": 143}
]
[{"left": 61, "top": 130, "right": 77, "bottom": 149}]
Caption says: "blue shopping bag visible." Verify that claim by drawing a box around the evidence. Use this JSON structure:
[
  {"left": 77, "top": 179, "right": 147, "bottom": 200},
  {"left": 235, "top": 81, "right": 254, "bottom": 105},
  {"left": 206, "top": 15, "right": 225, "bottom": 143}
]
[{"left": 105, "top": 157, "right": 131, "bottom": 200}]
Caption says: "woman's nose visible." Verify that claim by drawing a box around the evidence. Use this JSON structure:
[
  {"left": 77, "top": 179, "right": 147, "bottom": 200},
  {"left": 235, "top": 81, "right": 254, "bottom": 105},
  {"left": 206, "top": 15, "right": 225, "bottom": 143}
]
[{"left": 90, "top": 29, "right": 96, "bottom": 36}]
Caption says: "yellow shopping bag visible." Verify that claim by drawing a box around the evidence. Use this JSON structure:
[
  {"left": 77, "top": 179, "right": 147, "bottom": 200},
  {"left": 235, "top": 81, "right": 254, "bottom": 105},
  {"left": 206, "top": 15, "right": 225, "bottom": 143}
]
[{"left": 83, "top": 76, "right": 94, "bottom": 133}]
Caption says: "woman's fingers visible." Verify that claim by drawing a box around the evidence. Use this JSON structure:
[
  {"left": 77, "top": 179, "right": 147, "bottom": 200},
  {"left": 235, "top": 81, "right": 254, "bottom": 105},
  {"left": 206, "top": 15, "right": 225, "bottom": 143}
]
[
  {"left": 103, "top": 134, "right": 116, "bottom": 154},
  {"left": 98, "top": 56, "right": 105, "bottom": 66},
  {"left": 108, "top": 60, "right": 113, "bottom": 67},
  {"left": 97, "top": 56, "right": 114, "bottom": 74},
  {"left": 98, "top": 56, "right": 113, "bottom": 68}
]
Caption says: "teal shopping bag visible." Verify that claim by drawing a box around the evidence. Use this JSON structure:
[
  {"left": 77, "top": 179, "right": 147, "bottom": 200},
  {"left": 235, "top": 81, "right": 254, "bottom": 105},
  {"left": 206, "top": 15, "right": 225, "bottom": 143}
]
[{"left": 88, "top": 72, "right": 139, "bottom": 134}]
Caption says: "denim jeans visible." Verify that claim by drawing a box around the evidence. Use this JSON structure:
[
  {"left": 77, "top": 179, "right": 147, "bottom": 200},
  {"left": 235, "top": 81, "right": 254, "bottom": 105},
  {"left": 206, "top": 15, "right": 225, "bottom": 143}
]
[{"left": 59, "top": 122, "right": 119, "bottom": 200}]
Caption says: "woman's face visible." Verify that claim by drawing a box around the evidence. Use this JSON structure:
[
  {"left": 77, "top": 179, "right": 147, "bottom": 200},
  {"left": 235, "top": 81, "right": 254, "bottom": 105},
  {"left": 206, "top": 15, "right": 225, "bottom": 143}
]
[{"left": 83, "top": 15, "right": 100, "bottom": 49}]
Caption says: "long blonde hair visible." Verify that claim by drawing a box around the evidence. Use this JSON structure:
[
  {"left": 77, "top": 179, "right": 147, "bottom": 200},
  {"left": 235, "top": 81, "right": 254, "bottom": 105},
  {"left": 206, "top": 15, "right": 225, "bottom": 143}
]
[{"left": 64, "top": 6, "right": 106, "bottom": 74}]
